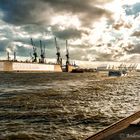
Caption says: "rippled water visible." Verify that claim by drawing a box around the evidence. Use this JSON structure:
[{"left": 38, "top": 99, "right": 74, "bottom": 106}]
[{"left": 0, "top": 72, "right": 139, "bottom": 140}]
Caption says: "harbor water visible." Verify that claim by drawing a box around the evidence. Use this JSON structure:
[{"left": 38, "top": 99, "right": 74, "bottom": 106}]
[{"left": 0, "top": 72, "right": 139, "bottom": 140}]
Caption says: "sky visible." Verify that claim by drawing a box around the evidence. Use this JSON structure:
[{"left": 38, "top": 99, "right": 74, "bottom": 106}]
[{"left": 0, "top": 0, "right": 140, "bottom": 63}]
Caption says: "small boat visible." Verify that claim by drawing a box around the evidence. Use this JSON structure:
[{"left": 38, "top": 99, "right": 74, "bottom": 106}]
[{"left": 108, "top": 70, "right": 128, "bottom": 77}]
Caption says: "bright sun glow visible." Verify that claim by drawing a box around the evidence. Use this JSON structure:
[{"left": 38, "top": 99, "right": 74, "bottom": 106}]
[
  {"left": 104, "top": 0, "right": 124, "bottom": 21},
  {"left": 88, "top": 17, "right": 108, "bottom": 45},
  {"left": 51, "top": 15, "right": 81, "bottom": 29},
  {"left": 104, "top": 0, "right": 140, "bottom": 21}
]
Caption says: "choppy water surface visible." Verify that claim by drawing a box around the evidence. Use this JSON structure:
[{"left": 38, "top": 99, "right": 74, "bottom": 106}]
[{"left": 0, "top": 72, "right": 139, "bottom": 140}]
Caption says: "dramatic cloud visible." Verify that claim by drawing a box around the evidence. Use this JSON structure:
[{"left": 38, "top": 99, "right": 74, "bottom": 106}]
[
  {"left": 0, "top": 0, "right": 52, "bottom": 25},
  {"left": 132, "top": 31, "right": 140, "bottom": 37},
  {"left": 0, "top": 0, "right": 112, "bottom": 26},
  {"left": 0, "top": 0, "right": 140, "bottom": 63},
  {"left": 52, "top": 27, "right": 89, "bottom": 39},
  {"left": 125, "top": 44, "right": 140, "bottom": 54},
  {"left": 113, "top": 20, "right": 132, "bottom": 30}
]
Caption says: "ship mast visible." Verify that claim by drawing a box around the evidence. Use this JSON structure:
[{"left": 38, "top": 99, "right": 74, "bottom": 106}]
[
  {"left": 31, "top": 38, "right": 37, "bottom": 62},
  {"left": 55, "top": 37, "right": 62, "bottom": 65}
]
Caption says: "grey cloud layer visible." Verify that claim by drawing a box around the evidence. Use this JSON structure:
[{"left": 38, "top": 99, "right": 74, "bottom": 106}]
[
  {"left": 52, "top": 27, "right": 88, "bottom": 39},
  {"left": 0, "top": 0, "right": 53, "bottom": 25},
  {"left": 132, "top": 31, "right": 140, "bottom": 37},
  {"left": 0, "top": 0, "right": 112, "bottom": 26},
  {"left": 125, "top": 44, "right": 140, "bottom": 54}
]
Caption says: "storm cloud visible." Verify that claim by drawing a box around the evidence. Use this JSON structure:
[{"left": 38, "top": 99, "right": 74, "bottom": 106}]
[
  {"left": 52, "top": 27, "right": 89, "bottom": 39},
  {"left": 132, "top": 31, "right": 140, "bottom": 37},
  {"left": 0, "top": 0, "right": 112, "bottom": 26},
  {"left": 0, "top": 0, "right": 140, "bottom": 62},
  {"left": 0, "top": 0, "right": 53, "bottom": 25}
]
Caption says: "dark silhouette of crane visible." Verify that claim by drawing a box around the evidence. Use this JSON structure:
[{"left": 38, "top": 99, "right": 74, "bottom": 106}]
[
  {"left": 43, "top": 43, "right": 46, "bottom": 59},
  {"left": 65, "top": 40, "right": 70, "bottom": 72},
  {"left": 31, "top": 38, "right": 37, "bottom": 62},
  {"left": 54, "top": 37, "right": 62, "bottom": 65},
  {"left": 7, "top": 52, "right": 10, "bottom": 61},
  {"left": 13, "top": 51, "right": 17, "bottom": 61},
  {"left": 66, "top": 40, "right": 70, "bottom": 65},
  {"left": 39, "top": 40, "right": 45, "bottom": 63}
]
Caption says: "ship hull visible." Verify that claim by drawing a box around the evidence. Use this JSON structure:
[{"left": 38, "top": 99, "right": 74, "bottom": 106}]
[
  {"left": 0, "top": 61, "right": 62, "bottom": 72},
  {"left": 65, "top": 64, "right": 76, "bottom": 72}
]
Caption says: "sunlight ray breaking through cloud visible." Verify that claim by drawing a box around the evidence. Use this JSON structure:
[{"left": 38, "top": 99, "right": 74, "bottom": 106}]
[{"left": 0, "top": 0, "right": 140, "bottom": 63}]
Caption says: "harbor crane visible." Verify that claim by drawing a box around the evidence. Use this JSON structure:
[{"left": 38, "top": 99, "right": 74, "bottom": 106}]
[
  {"left": 14, "top": 52, "right": 17, "bottom": 61},
  {"left": 66, "top": 40, "right": 70, "bottom": 65},
  {"left": 31, "top": 38, "right": 37, "bottom": 62},
  {"left": 54, "top": 37, "right": 62, "bottom": 65},
  {"left": 7, "top": 52, "right": 10, "bottom": 61},
  {"left": 43, "top": 43, "right": 46, "bottom": 59},
  {"left": 39, "top": 40, "right": 45, "bottom": 63}
]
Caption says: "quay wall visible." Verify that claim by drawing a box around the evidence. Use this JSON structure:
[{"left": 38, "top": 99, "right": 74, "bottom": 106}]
[{"left": 0, "top": 61, "right": 62, "bottom": 72}]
